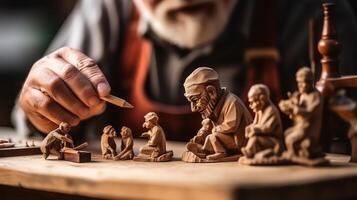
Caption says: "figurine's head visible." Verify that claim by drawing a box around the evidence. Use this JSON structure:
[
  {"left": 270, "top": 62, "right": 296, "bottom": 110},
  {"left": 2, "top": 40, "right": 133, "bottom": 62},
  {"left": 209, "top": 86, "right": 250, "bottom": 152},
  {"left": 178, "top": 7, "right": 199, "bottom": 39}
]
[
  {"left": 103, "top": 125, "right": 117, "bottom": 137},
  {"left": 120, "top": 126, "right": 132, "bottom": 138},
  {"left": 248, "top": 84, "right": 270, "bottom": 113},
  {"left": 296, "top": 67, "right": 314, "bottom": 93},
  {"left": 143, "top": 112, "right": 159, "bottom": 129},
  {"left": 201, "top": 118, "right": 213, "bottom": 131},
  {"left": 59, "top": 122, "right": 71, "bottom": 133},
  {"left": 133, "top": 0, "right": 237, "bottom": 49},
  {"left": 184, "top": 67, "right": 221, "bottom": 118}
]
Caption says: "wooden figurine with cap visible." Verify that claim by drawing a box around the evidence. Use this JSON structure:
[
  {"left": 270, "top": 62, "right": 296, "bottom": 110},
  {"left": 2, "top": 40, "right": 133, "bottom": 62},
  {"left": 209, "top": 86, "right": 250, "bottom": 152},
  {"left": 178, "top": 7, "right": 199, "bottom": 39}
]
[
  {"left": 182, "top": 67, "right": 253, "bottom": 163},
  {"left": 239, "top": 84, "right": 284, "bottom": 165},
  {"left": 134, "top": 112, "right": 173, "bottom": 162}
]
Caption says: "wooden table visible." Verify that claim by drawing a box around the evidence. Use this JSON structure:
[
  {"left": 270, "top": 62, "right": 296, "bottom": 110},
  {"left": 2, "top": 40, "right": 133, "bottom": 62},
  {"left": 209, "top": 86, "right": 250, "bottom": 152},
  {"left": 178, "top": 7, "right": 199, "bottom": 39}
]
[{"left": 1, "top": 129, "right": 357, "bottom": 200}]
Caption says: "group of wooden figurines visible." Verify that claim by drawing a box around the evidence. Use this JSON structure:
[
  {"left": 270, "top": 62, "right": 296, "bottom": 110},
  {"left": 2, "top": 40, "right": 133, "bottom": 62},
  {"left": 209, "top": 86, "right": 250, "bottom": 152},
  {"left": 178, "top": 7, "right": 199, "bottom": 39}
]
[
  {"left": 182, "top": 67, "right": 327, "bottom": 166},
  {"left": 100, "top": 111, "right": 173, "bottom": 162},
  {"left": 40, "top": 66, "right": 331, "bottom": 166}
]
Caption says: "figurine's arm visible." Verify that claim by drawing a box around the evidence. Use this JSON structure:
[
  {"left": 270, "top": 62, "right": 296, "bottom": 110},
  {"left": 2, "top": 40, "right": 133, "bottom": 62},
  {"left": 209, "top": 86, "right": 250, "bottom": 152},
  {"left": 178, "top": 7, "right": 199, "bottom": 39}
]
[
  {"left": 117, "top": 138, "right": 133, "bottom": 157},
  {"left": 212, "top": 101, "right": 240, "bottom": 134},
  {"left": 293, "top": 93, "right": 321, "bottom": 117},
  {"left": 52, "top": 131, "right": 68, "bottom": 142},
  {"left": 148, "top": 128, "right": 160, "bottom": 146},
  {"left": 121, "top": 138, "right": 133, "bottom": 152},
  {"left": 251, "top": 112, "right": 278, "bottom": 136}
]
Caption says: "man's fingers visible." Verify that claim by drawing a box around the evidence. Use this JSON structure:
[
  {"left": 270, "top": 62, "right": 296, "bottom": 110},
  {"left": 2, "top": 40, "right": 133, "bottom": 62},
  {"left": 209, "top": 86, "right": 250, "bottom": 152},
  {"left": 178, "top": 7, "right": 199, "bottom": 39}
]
[
  {"left": 27, "top": 112, "right": 58, "bottom": 134},
  {"left": 56, "top": 47, "right": 111, "bottom": 97},
  {"left": 44, "top": 57, "right": 101, "bottom": 107},
  {"left": 23, "top": 87, "right": 80, "bottom": 127},
  {"left": 30, "top": 66, "right": 90, "bottom": 119}
]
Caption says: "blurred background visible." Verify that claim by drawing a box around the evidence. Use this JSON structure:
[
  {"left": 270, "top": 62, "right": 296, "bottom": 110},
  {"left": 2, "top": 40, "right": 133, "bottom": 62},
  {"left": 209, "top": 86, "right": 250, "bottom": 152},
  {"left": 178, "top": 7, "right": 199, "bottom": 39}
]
[
  {"left": 0, "top": 0, "right": 77, "bottom": 127},
  {"left": 1, "top": 0, "right": 357, "bottom": 129}
]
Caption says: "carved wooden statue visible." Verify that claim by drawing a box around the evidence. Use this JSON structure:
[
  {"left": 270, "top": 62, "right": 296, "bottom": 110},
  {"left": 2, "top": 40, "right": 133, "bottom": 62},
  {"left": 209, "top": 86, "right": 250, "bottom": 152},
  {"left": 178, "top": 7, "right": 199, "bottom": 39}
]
[
  {"left": 191, "top": 119, "right": 213, "bottom": 145},
  {"left": 330, "top": 90, "right": 357, "bottom": 162},
  {"left": 279, "top": 67, "right": 328, "bottom": 166},
  {"left": 114, "top": 126, "right": 134, "bottom": 160},
  {"left": 41, "top": 122, "right": 74, "bottom": 160},
  {"left": 134, "top": 112, "right": 173, "bottom": 162},
  {"left": 101, "top": 125, "right": 118, "bottom": 159},
  {"left": 239, "top": 84, "right": 284, "bottom": 165},
  {"left": 182, "top": 67, "right": 253, "bottom": 163}
]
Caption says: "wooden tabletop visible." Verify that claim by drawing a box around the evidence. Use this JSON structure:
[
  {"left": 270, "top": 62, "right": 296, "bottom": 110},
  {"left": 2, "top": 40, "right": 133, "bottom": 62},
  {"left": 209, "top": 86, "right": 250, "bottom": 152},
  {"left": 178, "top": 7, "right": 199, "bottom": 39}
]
[{"left": 1, "top": 129, "right": 357, "bottom": 200}]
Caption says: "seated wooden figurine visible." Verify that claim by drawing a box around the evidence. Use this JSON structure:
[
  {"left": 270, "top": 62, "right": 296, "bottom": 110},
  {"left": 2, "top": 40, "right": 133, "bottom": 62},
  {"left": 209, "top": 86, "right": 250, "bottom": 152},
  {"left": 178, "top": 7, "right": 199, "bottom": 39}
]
[
  {"left": 114, "top": 126, "right": 134, "bottom": 160},
  {"left": 239, "top": 84, "right": 284, "bottom": 165},
  {"left": 182, "top": 67, "right": 253, "bottom": 162},
  {"left": 101, "top": 125, "right": 118, "bottom": 159},
  {"left": 134, "top": 112, "right": 173, "bottom": 162},
  {"left": 279, "top": 67, "right": 328, "bottom": 166},
  {"left": 41, "top": 122, "right": 91, "bottom": 163}
]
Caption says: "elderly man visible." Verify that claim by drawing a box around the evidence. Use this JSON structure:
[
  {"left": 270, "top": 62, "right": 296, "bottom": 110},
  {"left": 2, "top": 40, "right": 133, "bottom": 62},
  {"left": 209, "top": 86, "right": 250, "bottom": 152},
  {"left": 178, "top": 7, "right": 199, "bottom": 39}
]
[
  {"left": 241, "top": 84, "right": 283, "bottom": 159},
  {"left": 12, "top": 0, "right": 357, "bottom": 143},
  {"left": 184, "top": 67, "right": 252, "bottom": 161}
]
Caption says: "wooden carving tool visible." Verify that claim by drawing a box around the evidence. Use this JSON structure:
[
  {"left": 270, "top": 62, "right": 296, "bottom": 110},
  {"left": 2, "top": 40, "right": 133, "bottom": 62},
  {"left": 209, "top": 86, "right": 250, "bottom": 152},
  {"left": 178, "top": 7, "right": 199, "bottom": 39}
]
[{"left": 101, "top": 95, "right": 134, "bottom": 108}]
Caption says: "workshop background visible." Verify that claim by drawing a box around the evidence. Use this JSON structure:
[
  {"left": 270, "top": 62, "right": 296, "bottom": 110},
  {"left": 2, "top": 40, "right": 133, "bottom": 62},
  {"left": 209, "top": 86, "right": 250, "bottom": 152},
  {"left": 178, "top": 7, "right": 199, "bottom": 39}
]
[{"left": 0, "top": 0, "right": 357, "bottom": 127}]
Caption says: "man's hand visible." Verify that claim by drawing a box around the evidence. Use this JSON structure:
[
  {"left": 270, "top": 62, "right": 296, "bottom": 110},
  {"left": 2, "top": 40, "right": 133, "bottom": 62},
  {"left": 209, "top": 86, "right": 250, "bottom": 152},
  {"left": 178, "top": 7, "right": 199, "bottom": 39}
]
[{"left": 19, "top": 47, "right": 111, "bottom": 133}]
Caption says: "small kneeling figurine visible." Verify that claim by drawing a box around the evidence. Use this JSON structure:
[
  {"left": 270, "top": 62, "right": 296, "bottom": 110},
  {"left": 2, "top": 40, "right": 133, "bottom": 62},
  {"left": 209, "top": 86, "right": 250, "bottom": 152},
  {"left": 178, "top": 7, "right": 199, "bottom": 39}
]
[
  {"left": 101, "top": 125, "right": 118, "bottom": 159},
  {"left": 239, "top": 84, "right": 284, "bottom": 165},
  {"left": 182, "top": 67, "right": 253, "bottom": 162},
  {"left": 41, "top": 122, "right": 74, "bottom": 160},
  {"left": 279, "top": 67, "right": 328, "bottom": 166},
  {"left": 134, "top": 112, "right": 173, "bottom": 162},
  {"left": 191, "top": 119, "right": 213, "bottom": 145},
  {"left": 114, "top": 126, "right": 134, "bottom": 160}
]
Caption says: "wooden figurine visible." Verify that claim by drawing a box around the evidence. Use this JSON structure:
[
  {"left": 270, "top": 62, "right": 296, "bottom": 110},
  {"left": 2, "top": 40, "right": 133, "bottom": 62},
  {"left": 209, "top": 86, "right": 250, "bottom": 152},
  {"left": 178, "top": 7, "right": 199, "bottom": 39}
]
[
  {"left": 239, "top": 84, "right": 284, "bottom": 165},
  {"left": 41, "top": 122, "right": 74, "bottom": 160},
  {"left": 279, "top": 67, "right": 328, "bottom": 166},
  {"left": 114, "top": 126, "right": 134, "bottom": 160},
  {"left": 330, "top": 90, "right": 357, "bottom": 162},
  {"left": 134, "top": 112, "right": 173, "bottom": 162},
  {"left": 182, "top": 67, "right": 253, "bottom": 163},
  {"left": 41, "top": 122, "right": 91, "bottom": 163},
  {"left": 190, "top": 119, "right": 213, "bottom": 145},
  {"left": 101, "top": 125, "right": 118, "bottom": 159}
]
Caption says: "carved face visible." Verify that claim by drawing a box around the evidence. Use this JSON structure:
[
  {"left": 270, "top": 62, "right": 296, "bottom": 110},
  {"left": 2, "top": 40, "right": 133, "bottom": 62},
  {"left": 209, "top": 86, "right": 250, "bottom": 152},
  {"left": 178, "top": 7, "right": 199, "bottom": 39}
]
[
  {"left": 120, "top": 127, "right": 132, "bottom": 138},
  {"left": 60, "top": 122, "right": 71, "bottom": 133},
  {"left": 143, "top": 120, "right": 155, "bottom": 129},
  {"left": 185, "top": 85, "right": 218, "bottom": 118},
  {"left": 133, "top": 0, "right": 237, "bottom": 49},
  {"left": 296, "top": 75, "right": 312, "bottom": 94},
  {"left": 108, "top": 128, "right": 117, "bottom": 137},
  {"left": 248, "top": 94, "right": 266, "bottom": 113}
]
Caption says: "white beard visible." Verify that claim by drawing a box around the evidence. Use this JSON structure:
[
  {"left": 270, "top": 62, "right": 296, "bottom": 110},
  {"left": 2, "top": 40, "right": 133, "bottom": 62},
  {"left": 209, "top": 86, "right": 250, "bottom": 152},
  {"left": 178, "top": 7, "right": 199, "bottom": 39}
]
[{"left": 134, "top": 0, "right": 237, "bottom": 49}]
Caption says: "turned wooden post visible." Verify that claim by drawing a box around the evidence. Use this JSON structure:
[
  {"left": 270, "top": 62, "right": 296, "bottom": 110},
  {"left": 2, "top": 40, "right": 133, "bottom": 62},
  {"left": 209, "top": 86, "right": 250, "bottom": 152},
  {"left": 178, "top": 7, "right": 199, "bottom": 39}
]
[{"left": 316, "top": 3, "right": 341, "bottom": 95}]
